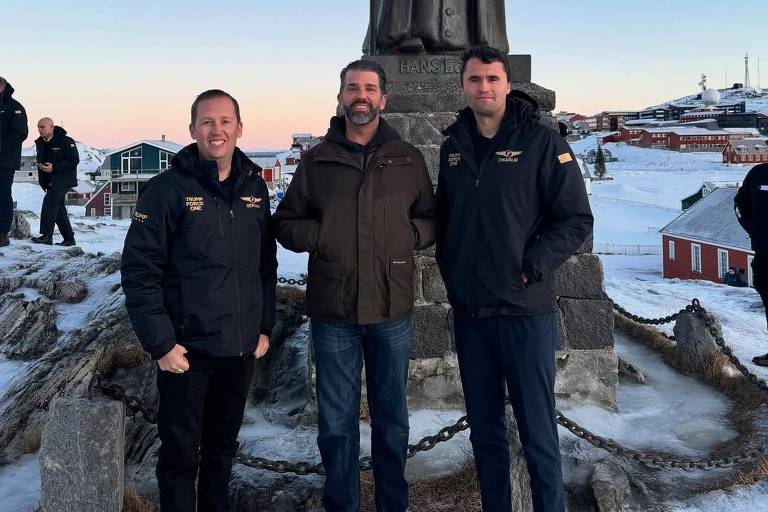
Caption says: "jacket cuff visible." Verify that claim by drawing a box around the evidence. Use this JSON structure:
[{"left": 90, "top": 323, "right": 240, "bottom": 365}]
[
  {"left": 260, "top": 328, "right": 272, "bottom": 337},
  {"left": 150, "top": 342, "right": 175, "bottom": 360}
]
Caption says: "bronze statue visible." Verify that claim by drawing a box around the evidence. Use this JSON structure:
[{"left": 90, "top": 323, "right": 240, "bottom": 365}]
[{"left": 365, "top": 0, "right": 509, "bottom": 55}]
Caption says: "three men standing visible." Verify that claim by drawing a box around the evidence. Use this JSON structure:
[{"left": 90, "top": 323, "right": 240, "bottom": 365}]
[
  {"left": 0, "top": 77, "right": 29, "bottom": 247},
  {"left": 735, "top": 162, "right": 768, "bottom": 367},
  {"left": 274, "top": 60, "right": 436, "bottom": 511},
  {"left": 121, "top": 89, "right": 277, "bottom": 511},
  {"left": 436, "top": 46, "right": 593, "bottom": 511},
  {"left": 33, "top": 117, "right": 78, "bottom": 246}
]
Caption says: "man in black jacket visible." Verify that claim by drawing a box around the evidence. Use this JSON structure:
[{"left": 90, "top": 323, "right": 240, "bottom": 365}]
[
  {"left": 121, "top": 89, "right": 277, "bottom": 512},
  {"left": 436, "top": 46, "right": 593, "bottom": 512},
  {"left": 0, "top": 77, "right": 29, "bottom": 247},
  {"left": 735, "top": 162, "right": 768, "bottom": 366},
  {"left": 33, "top": 118, "right": 78, "bottom": 245}
]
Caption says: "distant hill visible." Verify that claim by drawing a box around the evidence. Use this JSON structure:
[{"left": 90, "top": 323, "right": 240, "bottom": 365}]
[{"left": 647, "top": 86, "right": 768, "bottom": 115}]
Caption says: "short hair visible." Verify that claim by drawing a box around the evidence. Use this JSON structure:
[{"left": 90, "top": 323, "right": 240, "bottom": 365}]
[
  {"left": 460, "top": 46, "right": 511, "bottom": 84},
  {"left": 0, "top": 77, "right": 6, "bottom": 88},
  {"left": 339, "top": 60, "right": 387, "bottom": 94},
  {"left": 190, "top": 89, "right": 241, "bottom": 124}
]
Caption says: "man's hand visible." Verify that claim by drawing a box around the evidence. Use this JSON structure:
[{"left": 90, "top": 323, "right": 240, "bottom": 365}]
[
  {"left": 37, "top": 163, "right": 53, "bottom": 173},
  {"left": 254, "top": 334, "right": 270, "bottom": 359},
  {"left": 521, "top": 273, "right": 529, "bottom": 286},
  {"left": 157, "top": 344, "right": 190, "bottom": 374}
]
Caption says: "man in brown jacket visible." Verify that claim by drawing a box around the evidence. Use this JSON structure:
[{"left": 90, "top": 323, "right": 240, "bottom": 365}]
[{"left": 273, "top": 60, "right": 435, "bottom": 512}]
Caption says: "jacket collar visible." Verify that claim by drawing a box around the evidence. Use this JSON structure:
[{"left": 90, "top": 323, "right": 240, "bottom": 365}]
[
  {"left": 444, "top": 90, "right": 540, "bottom": 142},
  {"left": 324, "top": 115, "right": 401, "bottom": 152},
  {"left": 171, "top": 144, "right": 261, "bottom": 194},
  {"left": 35, "top": 125, "right": 68, "bottom": 145}
]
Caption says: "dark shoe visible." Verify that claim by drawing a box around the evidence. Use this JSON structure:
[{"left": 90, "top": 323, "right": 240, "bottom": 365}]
[
  {"left": 0, "top": 232, "right": 8, "bottom": 248},
  {"left": 31, "top": 235, "right": 53, "bottom": 245},
  {"left": 752, "top": 353, "right": 768, "bottom": 367},
  {"left": 55, "top": 239, "right": 76, "bottom": 247}
]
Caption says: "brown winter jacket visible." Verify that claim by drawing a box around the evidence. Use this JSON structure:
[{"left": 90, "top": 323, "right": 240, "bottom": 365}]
[{"left": 273, "top": 116, "right": 436, "bottom": 324}]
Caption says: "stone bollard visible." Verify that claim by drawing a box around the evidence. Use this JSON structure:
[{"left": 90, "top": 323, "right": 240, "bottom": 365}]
[
  {"left": 673, "top": 310, "right": 722, "bottom": 369},
  {"left": 507, "top": 411, "right": 534, "bottom": 512},
  {"left": 40, "top": 397, "right": 125, "bottom": 512}
]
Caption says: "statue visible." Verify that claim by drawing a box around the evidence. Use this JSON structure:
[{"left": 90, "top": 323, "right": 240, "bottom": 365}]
[{"left": 365, "top": 0, "right": 509, "bottom": 55}]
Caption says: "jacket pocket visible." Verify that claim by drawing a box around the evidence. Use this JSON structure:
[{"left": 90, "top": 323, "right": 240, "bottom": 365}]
[
  {"left": 386, "top": 255, "right": 414, "bottom": 317},
  {"left": 307, "top": 257, "right": 347, "bottom": 318}
]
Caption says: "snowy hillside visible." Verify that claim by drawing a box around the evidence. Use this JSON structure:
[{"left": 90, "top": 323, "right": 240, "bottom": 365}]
[
  {"left": 22, "top": 142, "right": 105, "bottom": 181},
  {"left": 647, "top": 86, "right": 768, "bottom": 115}
]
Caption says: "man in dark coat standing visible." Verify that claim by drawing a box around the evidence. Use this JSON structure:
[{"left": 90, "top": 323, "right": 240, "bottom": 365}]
[
  {"left": 735, "top": 162, "right": 768, "bottom": 366},
  {"left": 436, "top": 46, "right": 593, "bottom": 512},
  {"left": 0, "top": 77, "right": 29, "bottom": 247},
  {"left": 33, "top": 118, "right": 78, "bottom": 246}
]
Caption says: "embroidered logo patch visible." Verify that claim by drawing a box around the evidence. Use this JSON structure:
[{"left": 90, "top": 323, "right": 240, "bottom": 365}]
[
  {"left": 132, "top": 211, "right": 149, "bottom": 223},
  {"left": 557, "top": 153, "right": 573, "bottom": 164},
  {"left": 14, "top": 110, "right": 22, "bottom": 114},
  {"left": 185, "top": 196, "right": 204, "bottom": 212},
  {"left": 760, "top": 185, "right": 768, "bottom": 191},
  {"left": 240, "top": 196, "right": 263, "bottom": 208},
  {"left": 496, "top": 150, "right": 523, "bottom": 163},
  {"left": 448, "top": 153, "right": 462, "bottom": 167}
]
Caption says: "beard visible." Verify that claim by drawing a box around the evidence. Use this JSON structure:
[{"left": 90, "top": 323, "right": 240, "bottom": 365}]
[{"left": 343, "top": 100, "right": 381, "bottom": 126}]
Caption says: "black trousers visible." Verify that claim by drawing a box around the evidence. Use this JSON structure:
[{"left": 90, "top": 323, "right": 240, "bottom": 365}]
[
  {"left": 453, "top": 310, "right": 565, "bottom": 512},
  {"left": 0, "top": 167, "right": 14, "bottom": 233},
  {"left": 39, "top": 186, "right": 74, "bottom": 240},
  {"left": 156, "top": 351, "right": 255, "bottom": 512},
  {"left": 753, "top": 254, "right": 768, "bottom": 328}
]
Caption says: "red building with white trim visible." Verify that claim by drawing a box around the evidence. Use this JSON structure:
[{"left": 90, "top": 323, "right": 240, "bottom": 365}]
[
  {"left": 660, "top": 188, "right": 754, "bottom": 286},
  {"left": 84, "top": 182, "right": 111, "bottom": 217},
  {"left": 722, "top": 138, "right": 768, "bottom": 164}
]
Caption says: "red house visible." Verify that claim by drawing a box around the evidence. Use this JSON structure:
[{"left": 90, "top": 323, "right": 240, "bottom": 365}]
[
  {"left": 660, "top": 187, "right": 754, "bottom": 286},
  {"left": 84, "top": 182, "right": 111, "bottom": 217},
  {"left": 722, "top": 138, "right": 768, "bottom": 164}
]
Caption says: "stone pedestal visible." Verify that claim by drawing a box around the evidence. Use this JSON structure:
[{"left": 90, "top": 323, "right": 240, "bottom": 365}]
[
  {"left": 40, "top": 397, "right": 125, "bottom": 512},
  {"left": 370, "top": 52, "right": 618, "bottom": 411}
]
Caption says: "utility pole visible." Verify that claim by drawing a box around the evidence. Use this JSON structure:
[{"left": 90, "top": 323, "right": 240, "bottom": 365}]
[{"left": 745, "top": 53, "right": 751, "bottom": 88}]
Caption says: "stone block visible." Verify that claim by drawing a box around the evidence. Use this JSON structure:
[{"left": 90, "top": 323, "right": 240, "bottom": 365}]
[
  {"left": 383, "top": 112, "right": 455, "bottom": 146},
  {"left": 555, "top": 349, "right": 618, "bottom": 409},
  {"left": 553, "top": 254, "right": 605, "bottom": 299},
  {"left": 411, "top": 304, "right": 453, "bottom": 359},
  {"left": 421, "top": 261, "right": 448, "bottom": 303},
  {"left": 414, "top": 144, "right": 441, "bottom": 184},
  {"left": 406, "top": 353, "right": 464, "bottom": 409},
  {"left": 673, "top": 311, "right": 722, "bottom": 368},
  {"left": 10, "top": 211, "right": 31, "bottom": 239},
  {"left": 510, "top": 82, "right": 556, "bottom": 112},
  {"left": 558, "top": 298, "right": 614, "bottom": 350},
  {"left": 366, "top": 54, "right": 532, "bottom": 86},
  {"left": 591, "top": 460, "right": 630, "bottom": 512},
  {"left": 506, "top": 411, "right": 534, "bottom": 512},
  {"left": 40, "top": 397, "right": 125, "bottom": 512}
]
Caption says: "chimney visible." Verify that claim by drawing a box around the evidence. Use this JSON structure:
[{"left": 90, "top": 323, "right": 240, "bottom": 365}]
[{"left": 161, "top": 134, "right": 166, "bottom": 142}]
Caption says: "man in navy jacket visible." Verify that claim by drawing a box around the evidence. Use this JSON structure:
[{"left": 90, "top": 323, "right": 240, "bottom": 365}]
[{"left": 436, "top": 46, "right": 593, "bottom": 512}]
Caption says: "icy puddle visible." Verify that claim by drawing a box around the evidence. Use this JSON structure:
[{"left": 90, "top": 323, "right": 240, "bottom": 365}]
[
  {"left": 561, "top": 331, "right": 736, "bottom": 456},
  {"left": 0, "top": 356, "right": 28, "bottom": 396}
]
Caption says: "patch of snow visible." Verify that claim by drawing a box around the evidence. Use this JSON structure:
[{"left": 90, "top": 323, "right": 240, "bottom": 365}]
[{"left": 0, "top": 454, "right": 40, "bottom": 512}]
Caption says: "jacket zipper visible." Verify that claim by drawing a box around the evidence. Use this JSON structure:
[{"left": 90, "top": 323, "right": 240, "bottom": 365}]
[
  {"left": 215, "top": 198, "right": 225, "bottom": 238},
  {"left": 229, "top": 205, "right": 243, "bottom": 354}
]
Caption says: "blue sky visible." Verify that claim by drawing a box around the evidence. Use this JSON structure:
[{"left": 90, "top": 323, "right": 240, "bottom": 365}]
[{"left": 2, "top": 0, "right": 766, "bottom": 148}]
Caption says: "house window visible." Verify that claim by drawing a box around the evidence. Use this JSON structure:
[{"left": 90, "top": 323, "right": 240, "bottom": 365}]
[
  {"left": 120, "top": 182, "right": 137, "bottom": 193},
  {"left": 159, "top": 151, "right": 173, "bottom": 170},
  {"left": 90, "top": 208, "right": 96, "bottom": 216},
  {"left": 121, "top": 147, "right": 142, "bottom": 174},
  {"left": 717, "top": 249, "right": 729, "bottom": 279},
  {"left": 748, "top": 255, "right": 754, "bottom": 288},
  {"left": 691, "top": 243, "right": 702, "bottom": 273},
  {"left": 668, "top": 240, "right": 675, "bottom": 261},
  {"left": 104, "top": 193, "right": 110, "bottom": 205}
]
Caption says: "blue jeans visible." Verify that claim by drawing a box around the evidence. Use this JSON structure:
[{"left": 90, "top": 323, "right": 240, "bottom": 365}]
[{"left": 312, "top": 318, "right": 412, "bottom": 512}]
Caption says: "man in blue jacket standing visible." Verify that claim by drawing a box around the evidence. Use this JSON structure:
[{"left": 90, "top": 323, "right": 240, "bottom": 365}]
[
  {"left": 0, "top": 77, "right": 29, "bottom": 247},
  {"left": 436, "top": 46, "right": 593, "bottom": 512}
]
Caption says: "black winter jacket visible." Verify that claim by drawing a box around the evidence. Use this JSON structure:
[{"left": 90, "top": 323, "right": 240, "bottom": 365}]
[
  {"left": 121, "top": 145, "right": 278, "bottom": 359},
  {"left": 435, "top": 91, "right": 593, "bottom": 317},
  {"left": 35, "top": 126, "right": 79, "bottom": 190},
  {"left": 735, "top": 162, "right": 768, "bottom": 253},
  {"left": 0, "top": 83, "right": 28, "bottom": 169}
]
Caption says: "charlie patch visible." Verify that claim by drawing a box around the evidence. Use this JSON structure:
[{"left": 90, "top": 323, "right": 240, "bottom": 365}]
[
  {"left": 760, "top": 185, "right": 768, "bottom": 191},
  {"left": 448, "top": 153, "right": 462, "bottom": 167},
  {"left": 240, "top": 196, "right": 263, "bottom": 208},
  {"left": 70, "top": 143, "right": 76, "bottom": 148},
  {"left": 14, "top": 110, "right": 22, "bottom": 114},
  {"left": 132, "top": 211, "right": 149, "bottom": 223},
  {"left": 185, "top": 196, "right": 204, "bottom": 212},
  {"left": 557, "top": 153, "right": 573, "bottom": 164},
  {"left": 496, "top": 150, "right": 522, "bottom": 163}
]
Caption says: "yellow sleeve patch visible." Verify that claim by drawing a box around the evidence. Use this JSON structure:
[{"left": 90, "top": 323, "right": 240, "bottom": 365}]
[{"left": 557, "top": 153, "right": 573, "bottom": 164}]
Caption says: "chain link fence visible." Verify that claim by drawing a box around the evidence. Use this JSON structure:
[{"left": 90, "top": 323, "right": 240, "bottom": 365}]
[{"left": 85, "top": 294, "right": 768, "bottom": 475}]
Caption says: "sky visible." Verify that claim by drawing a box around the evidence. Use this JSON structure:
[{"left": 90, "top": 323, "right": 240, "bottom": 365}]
[{"left": 2, "top": 0, "right": 766, "bottom": 150}]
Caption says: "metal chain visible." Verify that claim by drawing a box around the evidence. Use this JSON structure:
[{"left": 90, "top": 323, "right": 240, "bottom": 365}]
[
  {"left": 607, "top": 295, "right": 693, "bottom": 325},
  {"left": 89, "top": 373, "right": 158, "bottom": 424},
  {"left": 277, "top": 276, "right": 306, "bottom": 286}
]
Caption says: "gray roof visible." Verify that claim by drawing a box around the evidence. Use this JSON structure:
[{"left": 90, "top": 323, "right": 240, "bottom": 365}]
[
  {"left": 105, "top": 139, "right": 184, "bottom": 157},
  {"left": 660, "top": 187, "right": 750, "bottom": 250},
  {"left": 727, "top": 137, "right": 768, "bottom": 154}
]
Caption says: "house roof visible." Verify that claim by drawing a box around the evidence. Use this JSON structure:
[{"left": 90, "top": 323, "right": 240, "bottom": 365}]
[
  {"left": 71, "top": 180, "right": 96, "bottom": 194},
  {"left": 726, "top": 137, "right": 768, "bottom": 153},
  {"left": 104, "top": 139, "right": 184, "bottom": 157},
  {"left": 251, "top": 156, "right": 279, "bottom": 169},
  {"left": 660, "top": 187, "right": 750, "bottom": 251}
]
